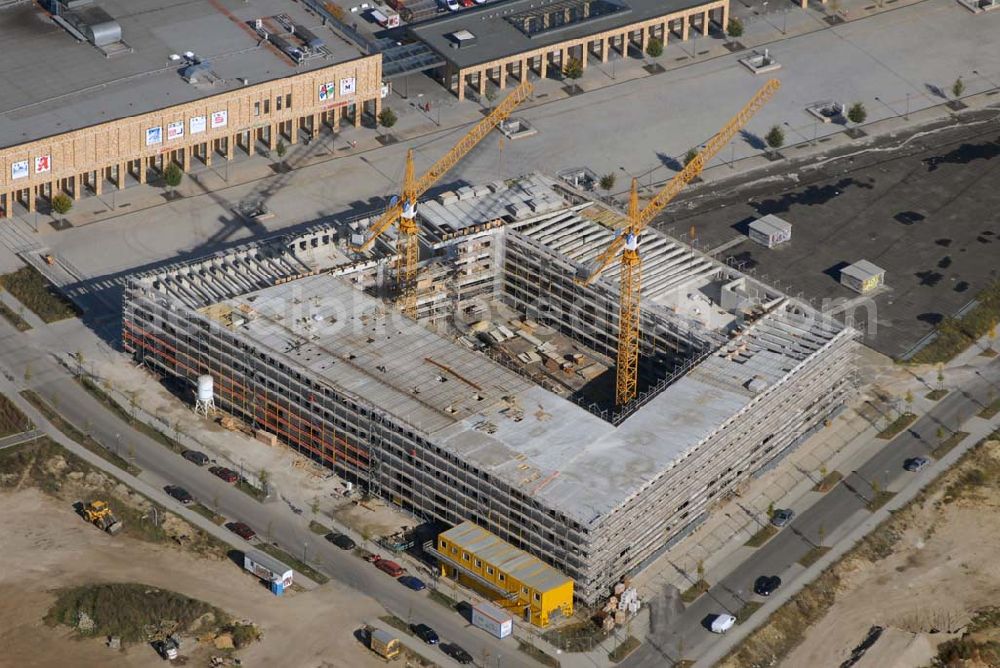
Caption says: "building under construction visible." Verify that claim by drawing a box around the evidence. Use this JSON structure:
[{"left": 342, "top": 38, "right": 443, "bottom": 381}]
[{"left": 123, "top": 174, "right": 857, "bottom": 604}]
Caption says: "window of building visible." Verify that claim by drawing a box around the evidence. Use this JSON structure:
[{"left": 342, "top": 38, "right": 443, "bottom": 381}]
[
  {"left": 276, "top": 95, "right": 283, "bottom": 111},
  {"left": 522, "top": 586, "right": 529, "bottom": 595},
  {"left": 451, "top": 547, "right": 457, "bottom": 555},
  {"left": 474, "top": 559, "right": 481, "bottom": 568},
  {"left": 534, "top": 592, "right": 541, "bottom": 602},
  {"left": 498, "top": 573, "right": 505, "bottom": 583},
  {"left": 463, "top": 552, "right": 470, "bottom": 562},
  {"left": 264, "top": 98, "right": 270, "bottom": 114},
  {"left": 487, "top": 566, "right": 494, "bottom": 576},
  {"left": 285, "top": 93, "right": 292, "bottom": 108},
  {"left": 253, "top": 101, "right": 261, "bottom": 116}
]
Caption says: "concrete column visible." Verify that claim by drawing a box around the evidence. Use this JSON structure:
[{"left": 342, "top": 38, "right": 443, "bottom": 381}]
[
  {"left": 662, "top": 21, "right": 669, "bottom": 45},
  {"left": 722, "top": 3, "right": 730, "bottom": 29},
  {"left": 353, "top": 102, "right": 362, "bottom": 128},
  {"left": 226, "top": 136, "right": 234, "bottom": 161},
  {"left": 206, "top": 141, "right": 214, "bottom": 166},
  {"left": 702, "top": 10, "right": 710, "bottom": 35},
  {"left": 601, "top": 37, "right": 609, "bottom": 63},
  {"left": 520, "top": 59, "right": 528, "bottom": 81},
  {"left": 332, "top": 106, "right": 341, "bottom": 129},
  {"left": 268, "top": 123, "right": 277, "bottom": 150},
  {"left": 248, "top": 130, "right": 256, "bottom": 156},
  {"left": 27, "top": 186, "right": 35, "bottom": 213},
  {"left": 312, "top": 113, "right": 320, "bottom": 136},
  {"left": 580, "top": 41, "right": 588, "bottom": 68},
  {"left": 540, "top": 53, "right": 548, "bottom": 78},
  {"left": 94, "top": 170, "right": 103, "bottom": 196},
  {"left": 182, "top": 147, "right": 191, "bottom": 172},
  {"left": 478, "top": 69, "right": 487, "bottom": 96},
  {"left": 641, "top": 26, "right": 649, "bottom": 53},
  {"left": 457, "top": 71, "right": 466, "bottom": 101},
  {"left": 72, "top": 173, "right": 80, "bottom": 200},
  {"left": 682, "top": 14, "right": 690, "bottom": 40},
  {"left": 1, "top": 192, "right": 8, "bottom": 218},
  {"left": 499, "top": 62, "right": 507, "bottom": 89},
  {"left": 289, "top": 119, "right": 297, "bottom": 144}
]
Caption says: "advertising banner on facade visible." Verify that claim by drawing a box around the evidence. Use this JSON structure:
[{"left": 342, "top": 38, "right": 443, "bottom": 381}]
[
  {"left": 339, "top": 77, "right": 356, "bottom": 96},
  {"left": 211, "top": 110, "right": 228, "bottom": 129},
  {"left": 190, "top": 115, "right": 207, "bottom": 134},
  {"left": 34, "top": 155, "right": 51, "bottom": 174},
  {"left": 146, "top": 126, "right": 163, "bottom": 146},
  {"left": 11, "top": 160, "right": 28, "bottom": 180},
  {"left": 167, "top": 121, "right": 184, "bottom": 141},
  {"left": 318, "top": 82, "right": 335, "bottom": 102}
]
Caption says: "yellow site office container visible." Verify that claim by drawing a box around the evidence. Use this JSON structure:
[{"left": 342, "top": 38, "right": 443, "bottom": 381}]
[{"left": 435, "top": 521, "right": 573, "bottom": 627}]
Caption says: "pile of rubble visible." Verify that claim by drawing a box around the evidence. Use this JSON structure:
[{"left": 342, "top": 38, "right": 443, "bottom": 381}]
[{"left": 597, "top": 581, "right": 642, "bottom": 631}]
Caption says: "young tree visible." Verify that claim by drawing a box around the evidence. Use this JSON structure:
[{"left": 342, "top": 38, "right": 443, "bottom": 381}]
[
  {"left": 684, "top": 148, "right": 699, "bottom": 166},
  {"left": 765, "top": 125, "right": 785, "bottom": 150},
  {"left": 727, "top": 17, "right": 744, "bottom": 37},
  {"left": 310, "top": 498, "right": 321, "bottom": 516},
  {"left": 598, "top": 173, "right": 616, "bottom": 192},
  {"left": 484, "top": 88, "right": 497, "bottom": 111},
  {"left": 767, "top": 500, "right": 775, "bottom": 518},
  {"left": 377, "top": 108, "right": 398, "bottom": 128},
  {"left": 937, "top": 364, "right": 945, "bottom": 390},
  {"left": 258, "top": 468, "right": 271, "bottom": 495},
  {"left": 275, "top": 139, "right": 287, "bottom": 162},
  {"left": 563, "top": 57, "right": 583, "bottom": 80},
  {"left": 847, "top": 102, "right": 867, "bottom": 124},
  {"left": 904, "top": 389, "right": 914, "bottom": 410},
  {"left": 163, "top": 162, "right": 183, "bottom": 189},
  {"left": 51, "top": 193, "right": 73, "bottom": 215},
  {"left": 952, "top": 77, "right": 965, "bottom": 99},
  {"left": 696, "top": 559, "right": 706, "bottom": 582},
  {"left": 646, "top": 37, "right": 663, "bottom": 58}
]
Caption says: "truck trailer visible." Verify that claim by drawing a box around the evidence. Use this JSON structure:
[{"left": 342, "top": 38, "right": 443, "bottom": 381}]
[
  {"left": 243, "top": 550, "right": 294, "bottom": 595},
  {"left": 471, "top": 601, "right": 513, "bottom": 639}
]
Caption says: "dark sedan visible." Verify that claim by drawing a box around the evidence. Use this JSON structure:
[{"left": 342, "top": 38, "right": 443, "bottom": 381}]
[
  {"left": 411, "top": 623, "right": 439, "bottom": 645},
  {"left": 226, "top": 521, "right": 256, "bottom": 541},
  {"left": 209, "top": 466, "right": 239, "bottom": 483},
  {"left": 164, "top": 485, "right": 193, "bottom": 505},
  {"left": 753, "top": 575, "right": 782, "bottom": 597},
  {"left": 398, "top": 575, "right": 426, "bottom": 591},
  {"left": 324, "top": 532, "right": 356, "bottom": 550}
]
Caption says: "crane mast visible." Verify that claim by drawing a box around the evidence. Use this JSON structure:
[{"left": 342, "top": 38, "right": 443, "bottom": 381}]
[
  {"left": 353, "top": 81, "right": 534, "bottom": 317},
  {"left": 584, "top": 79, "right": 781, "bottom": 406}
]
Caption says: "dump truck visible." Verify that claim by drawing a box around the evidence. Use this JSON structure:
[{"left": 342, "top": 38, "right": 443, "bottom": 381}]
[
  {"left": 83, "top": 500, "right": 124, "bottom": 535},
  {"left": 369, "top": 628, "right": 400, "bottom": 660}
]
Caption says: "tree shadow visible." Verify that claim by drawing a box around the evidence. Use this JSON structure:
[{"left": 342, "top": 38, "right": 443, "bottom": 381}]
[
  {"left": 925, "top": 83, "right": 947, "bottom": 99},
  {"left": 740, "top": 129, "right": 766, "bottom": 151},
  {"left": 656, "top": 152, "right": 683, "bottom": 172}
]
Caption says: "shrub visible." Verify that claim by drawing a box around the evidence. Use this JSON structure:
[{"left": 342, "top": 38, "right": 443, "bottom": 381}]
[
  {"left": 952, "top": 76, "right": 965, "bottom": 99},
  {"left": 599, "top": 173, "right": 616, "bottom": 192},
  {"left": 727, "top": 18, "right": 744, "bottom": 37},
  {"left": 163, "top": 162, "right": 183, "bottom": 188},
  {"left": 646, "top": 37, "right": 663, "bottom": 58},
  {"left": 563, "top": 57, "right": 584, "bottom": 80},
  {"left": 684, "top": 148, "right": 700, "bottom": 166},
  {"left": 847, "top": 102, "right": 867, "bottom": 124},
  {"left": 378, "top": 108, "right": 398, "bottom": 128},
  {"left": 51, "top": 193, "right": 73, "bottom": 215},
  {"left": 275, "top": 139, "right": 287, "bottom": 159},
  {"left": 765, "top": 125, "right": 785, "bottom": 149}
]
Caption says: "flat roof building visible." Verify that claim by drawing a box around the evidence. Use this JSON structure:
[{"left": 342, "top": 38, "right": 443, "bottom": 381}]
[
  {"left": 748, "top": 214, "right": 792, "bottom": 248},
  {"left": 840, "top": 260, "right": 886, "bottom": 294},
  {"left": 410, "top": 0, "right": 729, "bottom": 100},
  {"left": 123, "top": 175, "right": 857, "bottom": 603},
  {"left": 0, "top": 0, "right": 381, "bottom": 217}
]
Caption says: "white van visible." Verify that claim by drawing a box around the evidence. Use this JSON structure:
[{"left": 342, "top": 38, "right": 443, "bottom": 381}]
[
  {"left": 446, "top": 0, "right": 461, "bottom": 10},
  {"left": 710, "top": 614, "right": 736, "bottom": 634}
]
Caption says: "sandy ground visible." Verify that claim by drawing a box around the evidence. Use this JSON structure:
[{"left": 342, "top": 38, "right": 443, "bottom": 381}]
[
  {"left": 780, "top": 440, "right": 1000, "bottom": 668},
  {"left": 0, "top": 488, "right": 388, "bottom": 668}
]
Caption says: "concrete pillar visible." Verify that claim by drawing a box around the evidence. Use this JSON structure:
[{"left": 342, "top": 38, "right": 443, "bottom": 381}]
[
  {"left": 182, "top": 146, "right": 191, "bottom": 171},
  {"left": 353, "top": 102, "right": 361, "bottom": 128},
  {"left": 641, "top": 26, "right": 649, "bottom": 53},
  {"left": 540, "top": 53, "right": 548, "bottom": 78},
  {"left": 499, "top": 62, "right": 507, "bottom": 89},
  {"left": 602, "top": 37, "right": 609, "bottom": 63},
  {"left": 139, "top": 158, "right": 147, "bottom": 183},
  {"left": 248, "top": 130, "right": 256, "bottom": 156},
  {"left": 205, "top": 141, "right": 214, "bottom": 166},
  {"left": 478, "top": 69, "right": 487, "bottom": 96},
  {"left": 682, "top": 14, "right": 690, "bottom": 40},
  {"left": 662, "top": 21, "right": 669, "bottom": 45},
  {"left": 72, "top": 173, "right": 81, "bottom": 200},
  {"left": 269, "top": 123, "right": 277, "bottom": 150},
  {"left": 332, "top": 106, "right": 341, "bottom": 129},
  {"left": 1, "top": 192, "right": 8, "bottom": 218},
  {"left": 94, "top": 169, "right": 103, "bottom": 196},
  {"left": 702, "top": 9, "right": 710, "bottom": 35},
  {"left": 117, "top": 162, "right": 125, "bottom": 189},
  {"left": 290, "top": 118, "right": 298, "bottom": 144},
  {"left": 520, "top": 59, "right": 528, "bottom": 81},
  {"left": 457, "top": 71, "right": 466, "bottom": 101},
  {"left": 226, "top": 136, "right": 234, "bottom": 161},
  {"left": 721, "top": 1, "right": 729, "bottom": 25},
  {"left": 580, "top": 41, "right": 588, "bottom": 68},
  {"left": 27, "top": 186, "right": 35, "bottom": 213},
  {"left": 312, "top": 113, "right": 320, "bottom": 136}
]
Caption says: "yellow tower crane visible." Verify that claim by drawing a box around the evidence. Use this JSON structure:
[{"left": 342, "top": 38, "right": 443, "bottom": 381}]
[
  {"left": 352, "top": 80, "right": 534, "bottom": 318},
  {"left": 580, "top": 79, "right": 781, "bottom": 407}
]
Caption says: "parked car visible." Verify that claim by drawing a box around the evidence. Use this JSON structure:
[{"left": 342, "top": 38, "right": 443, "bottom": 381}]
[
  {"left": 182, "top": 449, "right": 210, "bottom": 466},
  {"left": 710, "top": 614, "right": 736, "bottom": 634},
  {"left": 459, "top": 0, "right": 475, "bottom": 6},
  {"left": 753, "top": 575, "right": 781, "bottom": 597},
  {"left": 398, "top": 575, "right": 426, "bottom": 591},
  {"left": 770, "top": 508, "right": 795, "bottom": 527},
  {"left": 374, "top": 557, "right": 405, "bottom": 577},
  {"left": 164, "top": 485, "right": 193, "bottom": 505},
  {"left": 904, "top": 456, "right": 929, "bottom": 472},
  {"left": 411, "top": 623, "right": 439, "bottom": 645},
  {"left": 473, "top": 0, "right": 487, "bottom": 4},
  {"left": 442, "top": 643, "right": 473, "bottom": 664},
  {"left": 324, "top": 532, "right": 357, "bottom": 550},
  {"left": 445, "top": 0, "right": 460, "bottom": 10},
  {"left": 210, "top": 466, "right": 239, "bottom": 483},
  {"left": 226, "top": 521, "right": 256, "bottom": 541}
]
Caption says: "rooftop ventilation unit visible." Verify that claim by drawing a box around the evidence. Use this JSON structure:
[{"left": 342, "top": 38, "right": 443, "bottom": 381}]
[{"left": 447, "top": 29, "right": 477, "bottom": 49}]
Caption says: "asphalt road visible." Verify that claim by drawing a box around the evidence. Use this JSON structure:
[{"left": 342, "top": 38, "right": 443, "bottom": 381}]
[
  {"left": 0, "top": 320, "right": 534, "bottom": 668},
  {"left": 625, "top": 358, "right": 1000, "bottom": 667}
]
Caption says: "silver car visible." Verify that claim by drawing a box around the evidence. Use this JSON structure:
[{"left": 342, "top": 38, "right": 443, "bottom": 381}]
[
  {"left": 904, "top": 457, "right": 929, "bottom": 472},
  {"left": 770, "top": 508, "right": 795, "bottom": 527}
]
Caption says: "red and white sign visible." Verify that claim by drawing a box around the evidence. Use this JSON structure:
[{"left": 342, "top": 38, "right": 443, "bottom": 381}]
[
  {"left": 339, "top": 77, "right": 356, "bottom": 96},
  {"left": 211, "top": 110, "right": 228, "bottom": 129},
  {"left": 34, "top": 155, "right": 51, "bottom": 174},
  {"left": 167, "top": 121, "right": 184, "bottom": 141}
]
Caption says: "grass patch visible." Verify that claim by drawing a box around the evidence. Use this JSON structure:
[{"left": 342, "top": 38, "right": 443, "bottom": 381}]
[
  {"left": 76, "top": 376, "right": 187, "bottom": 456},
  {"left": 608, "top": 636, "right": 641, "bottom": 663},
  {"left": 308, "top": 520, "right": 331, "bottom": 535},
  {"left": 865, "top": 490, "right": 896, "bottom": 512},
  {"left": 21, "top": 390, "right": 140, "bottom": 476},
  {"left": 680, "top": 579, "right": 710, "bottom": 603},
  {"left": 257, "top": 543, "right": 329, "bottom": 585},
  {"left": 745, "top": 524, "right": 778, "bottom": 548},
  {"left": 931, "top": 430, "right": 970, "bottom": 459},
  {"left": 378, "top": 614, "right": 412, "bottom": 635},
  {"left": 925, "top": 389, "right": 949, "bottom": 401},
  {"left": 45, "top": 582, "right": 229, "bottom": 643},
  {"left": 518, "top": 639, "right": 561, "bottom": 668},
  {"left": 400, "top": 645, "right": 439, "bottom": 668},
  {"left": 428, "top": 589, "right": 458, "bottom": 611},
  {"left": 909, "top": 279, "right": 1000, "bottom": 364},
  {"left": 0, "top": 392, "right": 33, "bottom": 437},
  {"left": 190, "top": 503, "right": 226, "bottom": 525},
  {"left": 877, "top": 412, "right": 917, "bottom": 439},
  {"left": 978, "top": 398, "right": 1000, "bottom": 420},
  {"left": 0, "top": 266, "right": 78, "bottom": 323},
  {"left": 543, "top": 619, "right": 608, "bottom": 653},
  {"left": 813, "top": 471, "right": 843, "bottom": 493},
  {"left": 735, "top": 601, "right": 764, "bottom": 625},
  {"left": 0, "top": 300, "right": 31, "bottom": 331},
  {"left": 236, "top": 478, "right": 266, "bottom": 502},
  {"left": 798, "top": 546, "right": 831, "bottom": 568},
  {"left": 980, "top": 347, "right": 999, "bottom": 358}
]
